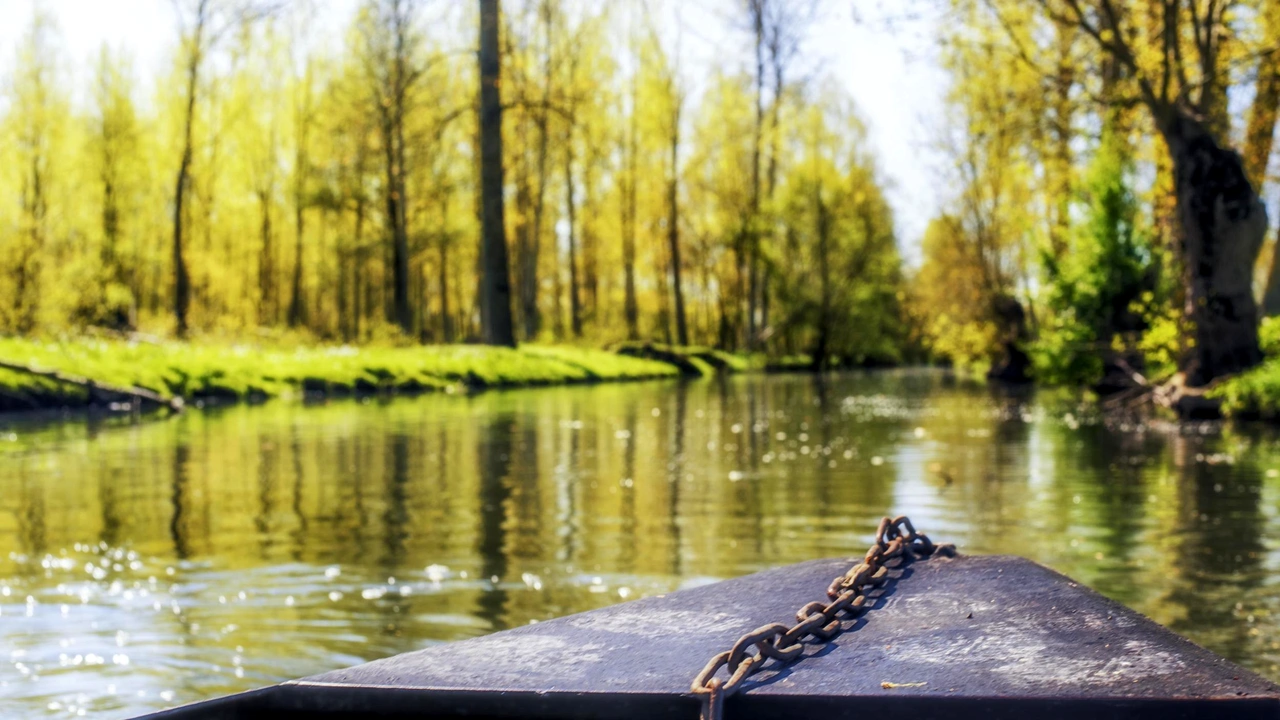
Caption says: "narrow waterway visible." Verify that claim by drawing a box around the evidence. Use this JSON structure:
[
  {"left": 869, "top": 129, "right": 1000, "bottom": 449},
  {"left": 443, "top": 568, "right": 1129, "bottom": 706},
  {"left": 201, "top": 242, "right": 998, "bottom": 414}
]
[{"left": 2, "top": 370, "right": 1279, "bottom": 718}]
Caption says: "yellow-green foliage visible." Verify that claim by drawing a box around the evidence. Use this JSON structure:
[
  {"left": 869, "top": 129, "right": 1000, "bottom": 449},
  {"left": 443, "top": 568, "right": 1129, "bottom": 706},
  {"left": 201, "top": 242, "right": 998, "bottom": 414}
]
[
  {"left": 0, "top": 2, "right": 906, "bottom": 363},
  {"left": 0, "top": 338, "right": 678, "bottom": 410},
  {"left": 1211, "top": 319, "right": 1280, "bottom": 418}
]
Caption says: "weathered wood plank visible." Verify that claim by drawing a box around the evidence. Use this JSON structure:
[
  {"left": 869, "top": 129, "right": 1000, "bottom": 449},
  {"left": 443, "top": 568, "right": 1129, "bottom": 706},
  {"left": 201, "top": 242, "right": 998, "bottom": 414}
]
[{"left": 139, "top": 555, "right": 1280, "bottom": 719}]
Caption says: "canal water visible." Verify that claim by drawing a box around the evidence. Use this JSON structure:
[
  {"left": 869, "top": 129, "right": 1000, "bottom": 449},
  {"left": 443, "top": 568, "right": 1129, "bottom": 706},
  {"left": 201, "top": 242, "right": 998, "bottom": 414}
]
[{"left": 2, "top": 370, "right": 1279, "bottom": 718}]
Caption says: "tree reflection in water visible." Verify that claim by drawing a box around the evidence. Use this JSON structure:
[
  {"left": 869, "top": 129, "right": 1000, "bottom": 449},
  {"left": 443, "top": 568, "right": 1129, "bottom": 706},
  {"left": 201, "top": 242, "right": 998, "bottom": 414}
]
[{"left": 1, "top": 370, "right": 1280, "bottom": 717}]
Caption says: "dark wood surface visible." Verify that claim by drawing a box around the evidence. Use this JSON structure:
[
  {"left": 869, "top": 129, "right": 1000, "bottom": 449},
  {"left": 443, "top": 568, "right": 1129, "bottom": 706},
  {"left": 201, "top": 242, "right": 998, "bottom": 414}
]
[{"left": 140, "top": 554, "right": 1280, "bottom": 719}]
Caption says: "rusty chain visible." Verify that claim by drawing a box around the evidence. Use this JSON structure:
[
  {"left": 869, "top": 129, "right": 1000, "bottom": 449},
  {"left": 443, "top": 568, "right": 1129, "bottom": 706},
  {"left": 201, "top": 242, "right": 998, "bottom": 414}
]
[{"left": 689, "top": 515, "right": 954, "bottom": 720}]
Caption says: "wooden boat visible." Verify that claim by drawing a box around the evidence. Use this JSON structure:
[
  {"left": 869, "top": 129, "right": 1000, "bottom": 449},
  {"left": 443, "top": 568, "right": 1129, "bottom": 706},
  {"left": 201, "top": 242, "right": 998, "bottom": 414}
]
[{"left": 136, "top": 554, "right": 1280, "bottom": 719}]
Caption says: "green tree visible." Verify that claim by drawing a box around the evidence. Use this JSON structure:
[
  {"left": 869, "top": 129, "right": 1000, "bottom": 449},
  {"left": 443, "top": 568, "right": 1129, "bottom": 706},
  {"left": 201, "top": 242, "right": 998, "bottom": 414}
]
[{"left": 1035, "top": 122, "right": 1154, "bottom": 386}]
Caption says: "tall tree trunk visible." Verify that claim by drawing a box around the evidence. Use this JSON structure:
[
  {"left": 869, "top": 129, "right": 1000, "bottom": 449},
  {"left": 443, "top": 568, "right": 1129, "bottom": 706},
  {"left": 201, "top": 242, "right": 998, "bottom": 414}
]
[
  {"left": 1045, "top": 16, "right": 1074, "bottom": 263},
  {"left": 760, "top": 48, "right": 785, "bottom": 347},
  {"left": 391, "top": 121, "right": 412, "bottom": 333},
  {"left": 551, "top": 245, "right": 564, "bottom": 338},
  {"left": 288, "top": 132, "right": 308, "bottom": 327},
  {"left": 667, "top": 103, "right": 688, "bottom": 346},
  {"left": 101, "top": 174, "right": 120, "bottom": 285},
  {"left": 353, "top": 184, "right": 366, "bottom": 340},
  {"left": 382, "top": 123, "right": 398, "bottom": 325},
  {"left": 416, "top": 255, "right": 427, "bottom": 340},
  {"left": 438, "top": 193, "right": 453, "bottom": 342},
  {"left": 1248, "top": 8, "right": 1280, "bottom": 313},
  {"left": 258, "top": 189, "right": 274, "bottom": 324},
  {"left": 622, "top": 177, "right": 639, "bottom": 339},
  {"left": 478, "top": 0, "right": 517, "bottom": 347},
  {"left": 732, "top": 233, "right": 747, "bottom": 350},
  {"left": 812, "top": 181, "right": 831, "bottom": 372},
  {"left": 439, "top": 236, "right": 452, "bottom": 342},
  {"left": 653, "top": 211, "right": 671, "bottom": 344},
  {"left": 582, "top": 160, "right": 598, "bottom": 321},
  {"left": 15, "top": 143, "right": 46, "bottom": 334},
  {"left": 200, "top": 116, "right": 221, "bottom": 320},
  {"left": 523, "top": 0, "right": 553, "bottom": 341},
  {"left": 746, "top": 0, "right": 765, "bottom": 350},
  {"left": 565, "top": 139, "right": 582, "bottom": 338},
  {"left": 1245, "top": 12, "right": 1280, "bottom": 188},
  {"left": 622, "top": 93, "right": 639, "bottom": 340},
  {"left": 338, "top": 241, "right": 350, "bottom": 342},
  {"left": 515, "top": 169, "right": 536, "bottom": 338},
  {"left": 1160, "top": 113, "right": 1267, "bottom": 385},
  {"left": 379, "top": 99, "right": 411, "bottom": 333},
  {"left": 288, "top": 203, "right": 306, "bottom": 327},
  {"left": 718, "top": 288, "right": 732, "bottom": 349},
  {"left": 622, "top": 176, "right": 639, "bottom": 339},
  {"left": 172, "top": 53, "right": 198, "bottom": 338}
]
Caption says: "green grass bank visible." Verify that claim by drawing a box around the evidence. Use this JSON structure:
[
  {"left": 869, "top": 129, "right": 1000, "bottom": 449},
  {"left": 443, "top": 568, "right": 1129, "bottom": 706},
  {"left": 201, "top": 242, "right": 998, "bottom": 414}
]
[
  {"left": 1195, "top": 319, "right": 1280, "bottom": 420},
  {"left": 0, "top": 338, "right": 687, "bottom": 414}
]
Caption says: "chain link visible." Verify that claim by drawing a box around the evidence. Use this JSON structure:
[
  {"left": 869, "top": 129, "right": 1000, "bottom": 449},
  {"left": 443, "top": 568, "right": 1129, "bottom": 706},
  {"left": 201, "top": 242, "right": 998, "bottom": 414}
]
[{"left": 690, "top": 515, "right": 954, "bottom": 720}]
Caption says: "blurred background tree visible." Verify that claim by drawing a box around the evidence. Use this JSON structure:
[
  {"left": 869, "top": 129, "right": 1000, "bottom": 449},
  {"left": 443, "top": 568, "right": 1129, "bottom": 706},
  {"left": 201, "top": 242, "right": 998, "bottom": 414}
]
[{"left": 4, "top": 0, "right": 1280, "bottom": 392}]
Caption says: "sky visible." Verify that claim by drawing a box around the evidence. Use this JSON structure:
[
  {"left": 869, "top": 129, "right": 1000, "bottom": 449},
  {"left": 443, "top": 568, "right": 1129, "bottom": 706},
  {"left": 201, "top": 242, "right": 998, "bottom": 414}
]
[{"left": 0, "top": 0, "right": 949, "bottom": 259}]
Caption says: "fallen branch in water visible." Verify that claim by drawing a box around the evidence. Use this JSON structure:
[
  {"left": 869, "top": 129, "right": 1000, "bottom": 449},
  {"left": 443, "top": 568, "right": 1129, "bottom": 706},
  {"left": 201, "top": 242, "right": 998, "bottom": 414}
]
[
  {"left": 1100, "top": 383, "right": 1154, "bottom": 411},
  {"left": 1099, "top": 356, "right": 1155, "bottom": 411},
  {"left": 1151, "top": 372, "right": 1223, "bottom": 419},
  {"left": 0, "top": 359, "right": 183, "bottom": 412}
]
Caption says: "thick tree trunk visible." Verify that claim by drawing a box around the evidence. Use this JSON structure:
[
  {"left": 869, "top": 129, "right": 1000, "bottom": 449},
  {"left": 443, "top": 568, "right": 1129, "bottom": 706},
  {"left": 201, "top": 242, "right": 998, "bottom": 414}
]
[
  {"left": 986, "top": 295, "right": 1032, "bottom": 384},
  {"left": 477, "top": 0, "right": 517, "bottom": 347},
  {"left": 1161, "top": 114, "right": 1267, "bottom": 386}
]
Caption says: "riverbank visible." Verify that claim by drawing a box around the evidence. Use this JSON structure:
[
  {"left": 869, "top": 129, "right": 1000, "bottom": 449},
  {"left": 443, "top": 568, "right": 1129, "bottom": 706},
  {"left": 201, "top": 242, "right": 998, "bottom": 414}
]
[
  {"left": 612, "top": 341, "right": 812, "bottom": 375},
  {"left": 0, "top": 338, "right": 688, "bottom": 413},
  {"left": 1210, "top": 360, "right": 1280, "bottom": 420}
]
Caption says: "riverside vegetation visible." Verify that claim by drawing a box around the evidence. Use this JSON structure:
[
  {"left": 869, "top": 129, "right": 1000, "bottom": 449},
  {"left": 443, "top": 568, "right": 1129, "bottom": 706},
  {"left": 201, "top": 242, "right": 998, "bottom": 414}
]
[
  {"left": 0, "top": 338, "right": 687, "bottom": 412},
  {"left": 0, "top": 335, "right": 822, "bottom": 412}
]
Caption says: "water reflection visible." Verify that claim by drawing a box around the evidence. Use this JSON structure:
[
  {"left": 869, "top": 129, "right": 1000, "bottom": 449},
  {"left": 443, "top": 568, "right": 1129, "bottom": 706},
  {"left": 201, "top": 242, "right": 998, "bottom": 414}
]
[{"left": 3, "top": 370, "right": 1280, "bottom": 717}]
